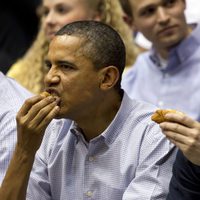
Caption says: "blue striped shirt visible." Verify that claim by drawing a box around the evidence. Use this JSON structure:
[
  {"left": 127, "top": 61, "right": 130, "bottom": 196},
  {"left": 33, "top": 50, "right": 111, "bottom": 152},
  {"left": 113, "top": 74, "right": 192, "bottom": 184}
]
[
  {"left": 0, "top": 72, "right": 32, "bottom": 184},
  {"left": 122, "top": 24, "right": 200, "bottom": 121},
  {"left": 27, "top": 93, "right": 177, "bottom": 200}
]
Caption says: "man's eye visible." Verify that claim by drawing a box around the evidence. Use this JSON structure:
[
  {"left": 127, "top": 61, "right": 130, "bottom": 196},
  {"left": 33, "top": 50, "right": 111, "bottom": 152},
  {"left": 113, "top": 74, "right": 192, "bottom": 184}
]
[
  {"left": 45, "top": 62, "right": 52, "bottom": 69},
  {"left": 141, "top": 7, "right": 156, "bottom": 17},
  {"left": 60, "top": 65, "right": 73, "bottom": 70},
  {"left": 163, "top": 0, "right": 177, "bottom": 8}
]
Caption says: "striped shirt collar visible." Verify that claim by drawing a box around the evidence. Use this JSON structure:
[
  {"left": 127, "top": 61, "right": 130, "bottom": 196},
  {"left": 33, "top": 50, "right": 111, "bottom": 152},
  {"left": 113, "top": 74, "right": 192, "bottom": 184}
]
[{"left": 70, "top": 92, "right": 134, "bottom": 146}]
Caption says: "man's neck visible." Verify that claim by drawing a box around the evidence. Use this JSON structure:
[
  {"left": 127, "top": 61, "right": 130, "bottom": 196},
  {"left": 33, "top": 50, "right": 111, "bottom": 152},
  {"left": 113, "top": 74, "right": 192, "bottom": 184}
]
[
  {"left": 76, "top": 91, "right": 122, "bottom": 142},
  {"left": 155, "top": 25, "right": 193, "bottom": 60}
]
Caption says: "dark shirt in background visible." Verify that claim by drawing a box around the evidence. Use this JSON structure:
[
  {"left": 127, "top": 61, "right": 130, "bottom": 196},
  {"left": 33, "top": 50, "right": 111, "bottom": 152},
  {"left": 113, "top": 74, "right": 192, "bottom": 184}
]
[{"left": 167, "top": 150, "right": 200, "bottom": 200}]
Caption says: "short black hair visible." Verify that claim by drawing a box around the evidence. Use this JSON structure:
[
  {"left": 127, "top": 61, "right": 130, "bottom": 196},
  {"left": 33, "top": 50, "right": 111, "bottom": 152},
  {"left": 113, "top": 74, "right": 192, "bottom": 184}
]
[{"left": 56, "top": 20, "right": 126, "bottom": 89}]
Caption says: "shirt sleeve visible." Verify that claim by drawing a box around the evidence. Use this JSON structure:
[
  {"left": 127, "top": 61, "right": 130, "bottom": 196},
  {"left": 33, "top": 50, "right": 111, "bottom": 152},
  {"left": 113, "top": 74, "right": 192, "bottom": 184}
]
[
  {"left": 122, "top": 123, "right": 177, "bottom": 200},
  {"left": 26, "top": 124, "right": 56, "bottom": 200},
  {"left": 0, "top": 111, "right": 17, "bottom": 185},
  {"left": 26, "top": 153, "right": 52, "bottom": 200},
  {"left": 26, "top": 121, "right": 59, "bottom": 200},
  {"left": 26, "top": 119, "right": 72, "bottom": 200}
]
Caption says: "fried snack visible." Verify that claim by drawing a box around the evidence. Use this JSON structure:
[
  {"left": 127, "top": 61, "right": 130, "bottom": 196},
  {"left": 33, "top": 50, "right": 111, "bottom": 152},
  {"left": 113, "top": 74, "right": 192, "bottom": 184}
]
[
  {"left": 151, "top": 109, "right": 184, "bottom": 124},
  {"left": 40, "top": 91, "right": 51, "bottom": 98}
]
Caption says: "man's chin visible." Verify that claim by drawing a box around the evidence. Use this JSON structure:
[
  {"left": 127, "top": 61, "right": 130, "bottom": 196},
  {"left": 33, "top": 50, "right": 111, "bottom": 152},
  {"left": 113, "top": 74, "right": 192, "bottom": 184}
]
[
  {"left": 53, "top": 112, "right": 68, "bottom": 120},
  {"left": 156, "top": 38, "right": 181, "bottom": 51},
  {"left": 53, "top": 115, "right": 61, "bottom": 120},
  {"left": 162, "top": 35, "right": 183, "bottom": 46},
  {"left": 54, "top": 113, "right": 64, "bottom": 119}
]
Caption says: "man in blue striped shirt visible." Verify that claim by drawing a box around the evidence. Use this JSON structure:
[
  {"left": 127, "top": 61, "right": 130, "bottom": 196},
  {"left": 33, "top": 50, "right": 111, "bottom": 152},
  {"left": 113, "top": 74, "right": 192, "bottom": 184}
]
[
  {"left": 122, "top": 0, "right": 200, "bottom": 120},
  {"left": 0, "top": 72, "right": 32, "bottom": 184},
  {"left": 0, "top": 21, "right": 177, "bottom": 200}
]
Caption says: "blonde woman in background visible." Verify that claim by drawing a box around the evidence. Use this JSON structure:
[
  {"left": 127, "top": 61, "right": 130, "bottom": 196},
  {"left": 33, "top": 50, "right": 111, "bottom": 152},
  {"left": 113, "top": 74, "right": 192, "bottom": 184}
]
[{"left": 7, "top": 0, "right": 140, "bottom": 94}]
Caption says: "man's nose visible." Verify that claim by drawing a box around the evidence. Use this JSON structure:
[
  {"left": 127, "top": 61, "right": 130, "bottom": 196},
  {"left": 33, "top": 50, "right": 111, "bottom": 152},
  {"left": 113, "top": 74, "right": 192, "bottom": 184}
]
[
  {"left": 44, "top": 67, "right": 60, "bottom": 86},
  {"left": 157, "top": 7, "right": 170, "bottom": 25}
]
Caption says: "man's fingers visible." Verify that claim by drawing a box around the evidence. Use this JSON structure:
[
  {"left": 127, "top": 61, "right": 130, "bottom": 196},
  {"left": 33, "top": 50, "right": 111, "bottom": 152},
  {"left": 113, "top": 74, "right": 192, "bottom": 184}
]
[
  {"left": 32, "top": 101, "right": 59, "bottom": 128},
  {"left": 25, "top": 96, "right": 57, "bottom": 121},
  {"left": 35, "top": 105, "right": 60, "bottom": 132},
  {"left": 164, "top": 113, "right": 198, "bottom": 128},
  {"left": 167, "top": 137, "right": 187, "bottom": 151},
  {"left": 17, "top": 95, "right": 43, "bottom": 117},
  {"left": 18, "top": 95, "right": 57, "bottom": 122},
  {"left": 164, "top": 130, "right": 187, "bottom": 145},
  {"left": 160, "top": 122, "right": 190, "bottom": 136}
]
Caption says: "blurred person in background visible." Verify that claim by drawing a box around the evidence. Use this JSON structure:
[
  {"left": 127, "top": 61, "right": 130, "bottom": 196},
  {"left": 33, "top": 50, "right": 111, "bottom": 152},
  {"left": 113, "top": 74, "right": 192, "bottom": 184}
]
[
  {"left": 120, "top": 0, "right": 200, "bottom": 53},
  {"left": 119, "top": 0, "right": 149, "bottom": 52},
  {"left": 122, "top": 0, "right": 200, "bottom": 121},
  {"left": 119, "top": 0, "right": 152, "bottom": 50}
]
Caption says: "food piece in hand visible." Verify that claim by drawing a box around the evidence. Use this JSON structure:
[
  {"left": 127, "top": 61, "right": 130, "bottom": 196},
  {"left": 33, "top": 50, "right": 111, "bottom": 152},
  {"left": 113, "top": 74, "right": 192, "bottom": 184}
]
[
  {"left": 40, "top": 91, "right": 51, "bottom": 98},
  {"left": 151, "top": 109, "right": 184, "bottom": 124},
  {"left": 41, "top": 91, "right": 61, "bottom": 106}
]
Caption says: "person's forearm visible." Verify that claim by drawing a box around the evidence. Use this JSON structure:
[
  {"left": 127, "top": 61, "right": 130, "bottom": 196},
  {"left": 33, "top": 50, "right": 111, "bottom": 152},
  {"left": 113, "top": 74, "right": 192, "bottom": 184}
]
[{"left": 0, "top": 145, "right": 36, "bottom": 200}]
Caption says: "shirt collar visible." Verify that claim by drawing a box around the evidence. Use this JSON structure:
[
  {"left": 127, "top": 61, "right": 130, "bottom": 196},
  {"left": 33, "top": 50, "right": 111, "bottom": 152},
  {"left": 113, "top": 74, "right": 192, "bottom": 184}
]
[
  {"left": 69, "top": 92, "right": 134, "bottom": 147},
  {"left": 101, "top": 92, "right": 134, "bottom": 146},
  {"left": 149, "top": 48, "right": 167, "bottom": 69},
  {"left": 175, "top": 23, "right": 200, "bottom": 62}
]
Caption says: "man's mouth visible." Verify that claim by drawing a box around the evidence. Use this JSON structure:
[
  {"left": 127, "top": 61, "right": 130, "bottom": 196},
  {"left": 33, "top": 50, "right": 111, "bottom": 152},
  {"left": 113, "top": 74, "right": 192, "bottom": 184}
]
[
  {"left": 158, "top": 25, "right": 177, "bottom": 36},
  {"left": 46, "top": 89, "right": 61, "bottom": 106}
]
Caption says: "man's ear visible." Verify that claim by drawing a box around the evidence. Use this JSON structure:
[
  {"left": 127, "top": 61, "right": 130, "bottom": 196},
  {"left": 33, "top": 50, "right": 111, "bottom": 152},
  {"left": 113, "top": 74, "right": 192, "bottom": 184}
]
[
  {"left": 98, "top": 66, "right": 119, "bottom": 90},
  {"left": 182, "top": 0, "right": 186, "bottom": 10},
  {"left": 123, "top": 13, "right": 133, "bottom": 27}
]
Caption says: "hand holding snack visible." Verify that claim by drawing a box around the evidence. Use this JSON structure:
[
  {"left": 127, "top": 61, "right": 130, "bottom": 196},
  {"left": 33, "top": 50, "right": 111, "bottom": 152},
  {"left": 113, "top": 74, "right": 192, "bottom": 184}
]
[
  {"left": 16, "top": 92, "right": 60, "bottom": 155},
  {"left": 154, "top": 109, "right": 200, "bottom": 165},
  {"left": 151, "top": 109, "right": 184, "bottom": 124}
]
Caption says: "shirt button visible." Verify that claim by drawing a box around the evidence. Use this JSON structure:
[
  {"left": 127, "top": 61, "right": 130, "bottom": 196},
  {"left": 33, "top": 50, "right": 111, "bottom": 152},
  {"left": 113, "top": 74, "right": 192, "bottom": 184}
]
[
  {"left": 86, "top": 191, "right": 93, "bottom": 197},
  {"left": 88, "top": 156, "right": 95, "bottom": 162}
]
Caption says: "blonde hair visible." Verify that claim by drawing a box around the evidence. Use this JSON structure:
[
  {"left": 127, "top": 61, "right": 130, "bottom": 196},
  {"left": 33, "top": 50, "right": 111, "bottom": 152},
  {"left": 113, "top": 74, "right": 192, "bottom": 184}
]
[
  {"left": 7, "top": 0, "right": 140, "bottom": 94},
  {"left": 100, "top": 0, "right": 140, "bottom": 67},
  {"left": 7, "top": 25, "right": 49, "bottom": 94}
]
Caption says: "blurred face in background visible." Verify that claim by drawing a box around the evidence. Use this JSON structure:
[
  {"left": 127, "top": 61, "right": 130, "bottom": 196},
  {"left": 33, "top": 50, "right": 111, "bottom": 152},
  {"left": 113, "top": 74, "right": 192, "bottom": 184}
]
[
  {"left": 130, "top": 0, "right": 190, "bottom": 50},
  {"left": 42, "top": 0, "right": 100, "bottom": 40}
]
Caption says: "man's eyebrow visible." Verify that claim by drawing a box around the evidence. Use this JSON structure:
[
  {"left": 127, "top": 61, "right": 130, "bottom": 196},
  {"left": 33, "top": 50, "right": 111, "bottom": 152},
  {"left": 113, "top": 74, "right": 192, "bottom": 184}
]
[
  {"left": 162, "top": 0, "right": 173, "bottom": 3},
  {"left": 138, "top": 2, "right": 155, "bottom": 11},
  {"left": 44, "top": 59, "right": 74, "bottom": 65},
  {"left": 55, "top": 60, "right": 76, "bottom": 67}
]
